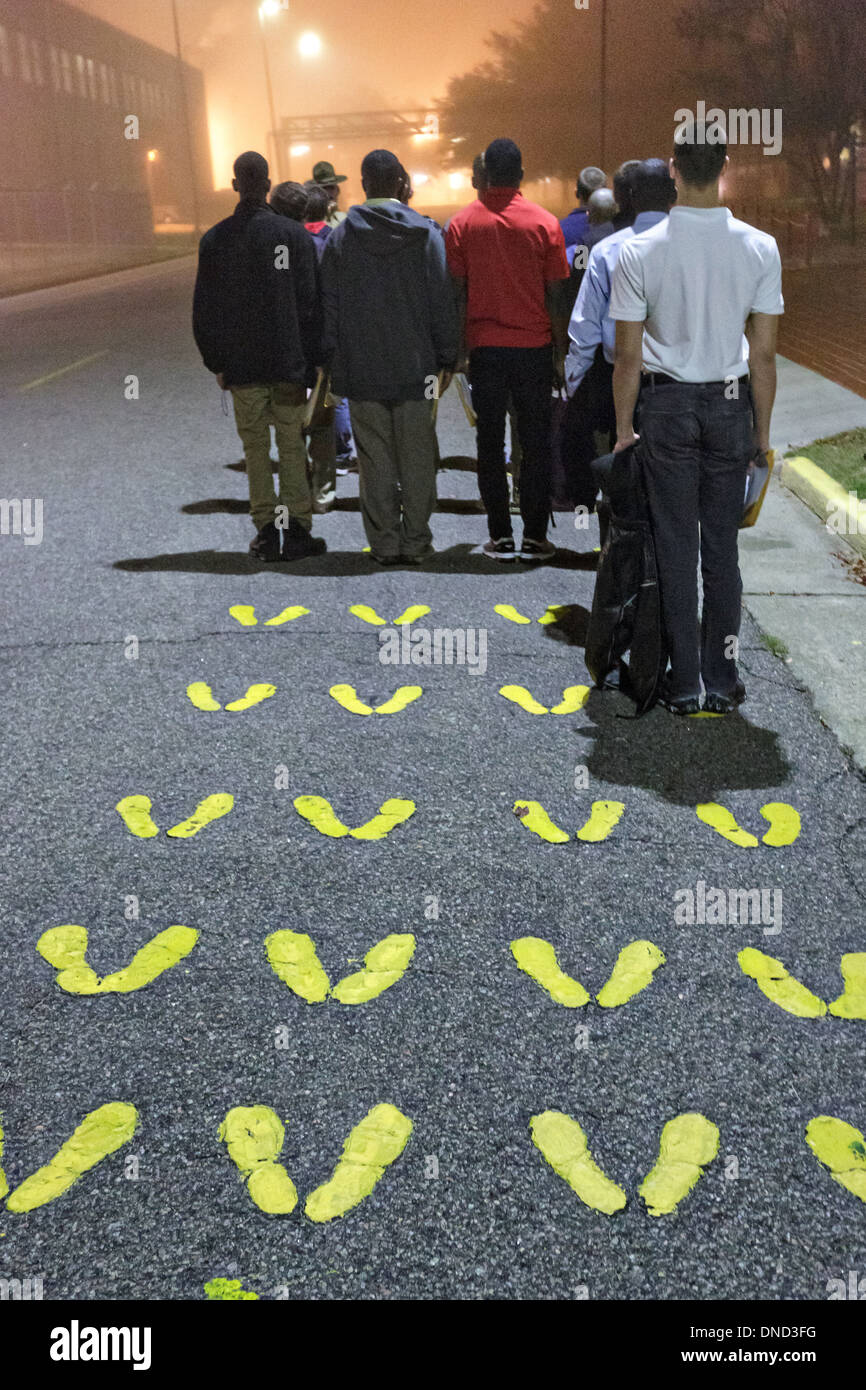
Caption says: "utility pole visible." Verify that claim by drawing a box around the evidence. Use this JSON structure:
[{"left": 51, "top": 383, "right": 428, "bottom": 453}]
[{"left": 169, "top": 0, "right": 202, "bottom": 236}]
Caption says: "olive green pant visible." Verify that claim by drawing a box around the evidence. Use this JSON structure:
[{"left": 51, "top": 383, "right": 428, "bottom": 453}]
[
  {"left": 231, "top": 382, "right": 312, "bottom": 531},
  {"left": 349, "top": 398, "right": 438, "bottom": 559}
]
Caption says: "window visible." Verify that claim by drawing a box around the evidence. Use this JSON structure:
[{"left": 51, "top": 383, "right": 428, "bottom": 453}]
[
  {"left": 86, "top": 57, "right": 96, "bottom": 101},
  {"left": 49, "top": 44, "right": 61, "bottom": 91},
  {"left": 60, "top": 48, "right": 72, "bottom": 94},
  {"left": 75, "top": 53, "right": 87, "bottom": 98},
  {"left": 0, "top": 27, "right": 11, "bottom": 80},
  {"left": 17, "top": 31, "right": 31, "bottom": 82},
  {"left": 99, "top": 60, "right": 110, "bottom": 104}
]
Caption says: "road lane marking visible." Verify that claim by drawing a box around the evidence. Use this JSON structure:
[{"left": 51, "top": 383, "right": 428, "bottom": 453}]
[
  {"left": 805, "top": 1116, "right": 866, "bottom": 1203},
  {"left": 329, "top": 683, "right": 422, "bottom": 715},
  {"left": 37, "top": 924, "right": 198, "bottom": 996},
  {"left": 18, "top": 349, "right": 109, "bottom": 392},
  {"left": 293, "top": 795, "right": 415, "bottom": 840},
  {"left": 3, "top": 1102, "right": 138, "bottom": 1213}
]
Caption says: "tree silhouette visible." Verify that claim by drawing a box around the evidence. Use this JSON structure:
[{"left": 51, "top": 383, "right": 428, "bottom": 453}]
[{"left": 678, "top": 0, "right": 866, "bottom": 226}]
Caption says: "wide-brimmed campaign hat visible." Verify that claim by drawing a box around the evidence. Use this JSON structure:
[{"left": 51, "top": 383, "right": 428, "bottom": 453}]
[{"left": 312, "top": 160, "right": 347, "bottom": 185}]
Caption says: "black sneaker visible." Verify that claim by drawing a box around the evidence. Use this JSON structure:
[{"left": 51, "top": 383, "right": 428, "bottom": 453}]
[
  {"left": 249, "top": 522, "right": 281, "bottom": 562},
  {"left": 520, "top": 537, "right": 556, "bottom": 563},
  {"left": 370, "top": 551, "right": 401, "bottom": 566},
  {"left": 704, "top": 682, "right": 747, "bottom": 714},
  {"left": 482, "top": 537, "right": 517, "bottom": 561},
  {"left": 657, "top": 680, "right": 702, "bottom": 716},
  {"left": 281, "top": 519, "right": 326, "bottom": 560}
]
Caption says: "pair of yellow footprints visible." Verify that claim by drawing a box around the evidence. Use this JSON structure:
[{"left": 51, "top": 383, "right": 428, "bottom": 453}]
[
  {"left": 739, "top": 949, "right": 866, "bottom": 1020},
  {"left": 36, "top": 925, "right": 414, "bottom": 1006},
  {"left": 188, "top": 682, "right": 422, "bottom": 717},
  {"left": 532, "top": 1113, "right": 866, "bottom": 1215},
  {"left": 116, "top": 794, "right": 233, "bottom": 839},
  {"left": 219, "top": 1103, "right": 412, "bottom": 1222},
  {"left": 517, "top": 800, "right": 801, "bottom": 847},
  {"left": 513, "top": 938, "right": 664, "bottom": 1008},
  {"left": 228, "top": 603, "right": 431, "bottom": 628},
  {"left": 0, "top": 1101, "right": 410, "bottom": 1223}
]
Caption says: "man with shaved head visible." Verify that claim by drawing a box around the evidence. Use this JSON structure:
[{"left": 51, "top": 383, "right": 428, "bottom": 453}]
[{"left": 193, "top": 151, "right": 325, "bottom": 561}]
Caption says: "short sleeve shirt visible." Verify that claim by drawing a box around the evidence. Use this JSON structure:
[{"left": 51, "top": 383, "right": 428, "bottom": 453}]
[{"left": 446, "top": 188, "right": 569, "bottom": 349}]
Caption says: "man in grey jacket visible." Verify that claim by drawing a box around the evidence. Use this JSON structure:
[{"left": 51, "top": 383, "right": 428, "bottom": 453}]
[{"left": 320, "top": 149, "right": 459, "bottom": 563}]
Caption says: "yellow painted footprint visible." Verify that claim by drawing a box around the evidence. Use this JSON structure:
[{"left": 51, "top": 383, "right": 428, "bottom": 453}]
[
  {"left": 204, "top": 1279, "right": 259, "bottom": 1301},
  {"left": 329, "top": 684, "right": 422, "bottom": 715},
  {"left": 349, "top": 604, "right": 430, "bottom": 627},
  {"left": 229, "top": 604, "right": 309, "bottom": 626},
  {"left": 265, "top": 931, "right": 415, "bottom": 1005},
  {"left": 218, "top": 1106, "right": 298, "bottom": 1216},
  {"left": 304, "top": 1103, "right": 413, "bottom": 1224},
  {"left": 513, "top": 799, "right": 625, "bottom": 844},
  {"left": 696, "top": 801, "right": 801, "bottom": 848},
  {"left": 116, "top": 793, "right": 234, "bottom": 840},
  {"left": 805, "top": 1116, "right": 866, "bottom": 1203},
  {"left": 186, "top": 682, "right": 276, "bottom": 712},
  {"left": 737, "top": 948, "right": 827, "bottom": 1018},
  {"left": 37, "top": 924, "right": 198, "bottom": 996},
  {"left": 494, "top": 604, "right": 569, "bottom": 626},
  {"left": 638, "top": 1113, "right": 720, "bottom": 1216},
  {"left": 531, "top": 1110, "right": 718, "bottom": 1217},
  {"left": 293, "top": 795, "right": 415, "bottom": 841},
  {"left": 499, "top": 685, "right": 590, "bottom": 715},
  {"left": 512, "top": 937, "right": 664, "bottom": 1009},
  {"left": 3, "top": 1102, "right": 138, "bottom": 1213},
  {"left": 530, "top": 1112, "right": 627, "bottom": 1215},
  {"left": 738, "top": 949, "right": 866, "bottom": 1021}
]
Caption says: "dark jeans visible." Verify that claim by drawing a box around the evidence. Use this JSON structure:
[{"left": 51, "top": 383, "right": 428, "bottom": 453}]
[
  {"left": 470, "top": 345, "right": 553, "bottom": 540},
  {"left": 637, "top": 379, "right": 752, "bottom": 700},
  {"left": 561, "top": 348, "right": 615, "bottom": 510}
]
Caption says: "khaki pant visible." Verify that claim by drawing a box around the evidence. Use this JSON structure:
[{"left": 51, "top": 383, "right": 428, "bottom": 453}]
[
  {"left": 231, "top": 382, "right": 312, "bottom": 531},
  {"left": 349, "top": 398, "right": 438, "bottom": 559}
]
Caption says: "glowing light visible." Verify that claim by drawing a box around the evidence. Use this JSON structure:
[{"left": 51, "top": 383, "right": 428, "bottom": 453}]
[
  {"left": 290, "top": 144, "right": 310, "bottom": 157},
  {"left": 147, "top": 149, "right": 158, "bottom": 162},
  {"left": 298, "top": 31, "right": 322, "bottom": 58},
  {"left": 412, "top": 172, "right": 430, "bottom": 185},
  {"left": 259, "top": 0, "right": 283, "bottom": 19},
  {"left": 448, "top": 172, "right": 466, "bottom": 190}
]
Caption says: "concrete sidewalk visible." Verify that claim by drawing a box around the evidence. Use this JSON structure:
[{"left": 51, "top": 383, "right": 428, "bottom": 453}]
[{"left": 741, "top": 356, "right": 866, "bottom": 770}]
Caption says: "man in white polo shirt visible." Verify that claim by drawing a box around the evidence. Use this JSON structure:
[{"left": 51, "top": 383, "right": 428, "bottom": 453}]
[{"left": 608, "top": 121, "right": 783, "bottom": 714}]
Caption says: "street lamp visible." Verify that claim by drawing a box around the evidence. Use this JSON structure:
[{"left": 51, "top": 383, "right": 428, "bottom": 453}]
[{"left": 298, "top": 31, "right": 322, "bottom": 59}]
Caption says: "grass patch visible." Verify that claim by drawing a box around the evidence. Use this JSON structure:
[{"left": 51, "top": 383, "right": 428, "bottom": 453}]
[
  {"left": 761, "top": 633, "right": 790, "bottom": 660},
  {"left": 786, "top": 428, "right": 866, "bottom": 499}
]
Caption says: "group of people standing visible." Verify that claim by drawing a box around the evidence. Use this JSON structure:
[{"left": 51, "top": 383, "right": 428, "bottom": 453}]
[{"left": 193, "top": 121, "right": 783, "bottom": 714}]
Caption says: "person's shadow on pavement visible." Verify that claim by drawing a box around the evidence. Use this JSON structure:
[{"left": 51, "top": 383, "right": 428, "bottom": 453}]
[{"left": 577, "top": 687, "right": 792, "bottom": 807}]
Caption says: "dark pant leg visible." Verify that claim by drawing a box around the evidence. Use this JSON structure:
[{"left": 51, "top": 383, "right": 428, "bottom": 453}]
[
  {"left": 637, "top": 384, "right": 703, "bottom": 700},
  {"left": 697, "top": 389, "right": 753, "bottom": 695},
  {"left": 470, "top": 347, "right": 512, "bottom": 539},
  {"left": 508, "top": 345, "right": 553, "bottom": 541},
  {"left": 561, "top": 350, "right": 614, "bottom": 511}
]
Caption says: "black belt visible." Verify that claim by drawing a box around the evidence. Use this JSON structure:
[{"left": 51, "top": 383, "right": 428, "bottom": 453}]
[{"left": 642, "top": 372, "right": 750, "bottom": 389}]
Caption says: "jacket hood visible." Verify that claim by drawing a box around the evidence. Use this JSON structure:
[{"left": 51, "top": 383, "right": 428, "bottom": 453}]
[{"left": 344, "top": 201, "right": 431, "bottom": 255}]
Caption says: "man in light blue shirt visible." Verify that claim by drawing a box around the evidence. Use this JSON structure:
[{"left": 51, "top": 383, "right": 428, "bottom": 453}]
[{"left": 561, "top": 158, "right": 676, "bottom": 513}]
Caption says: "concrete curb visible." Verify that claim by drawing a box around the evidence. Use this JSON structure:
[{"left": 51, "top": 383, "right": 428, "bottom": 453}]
[{"left": 780, "top": 455, "right": 866, "bottom": 560}]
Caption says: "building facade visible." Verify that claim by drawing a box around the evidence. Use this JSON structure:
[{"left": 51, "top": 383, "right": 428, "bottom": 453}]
[{"left": 0, "top": 0, "right": 210, "bottom": 245}]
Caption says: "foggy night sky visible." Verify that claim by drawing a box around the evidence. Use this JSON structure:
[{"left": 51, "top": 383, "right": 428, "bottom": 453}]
[{"left": 67, "top": 0, "right": 685, "bottom": 192}]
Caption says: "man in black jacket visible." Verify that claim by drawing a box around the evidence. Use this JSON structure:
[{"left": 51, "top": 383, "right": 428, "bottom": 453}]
[
  {"left": 193, "top": 151, "right": 325, "bottom": 561},
  {"left": 320, "top": 149, "right": 458, "bottom": 564}
]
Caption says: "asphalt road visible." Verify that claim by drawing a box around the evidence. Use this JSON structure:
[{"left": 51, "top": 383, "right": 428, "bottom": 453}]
[{"left": 0, "top": 256, "right": 864, "bottom": 1302}]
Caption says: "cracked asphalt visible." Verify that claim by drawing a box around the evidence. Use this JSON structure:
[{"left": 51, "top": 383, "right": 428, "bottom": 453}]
[{"left": 0, "top": 257, "right": 864, "bottom": 1302}]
